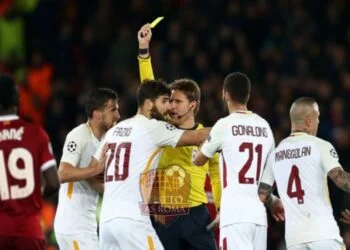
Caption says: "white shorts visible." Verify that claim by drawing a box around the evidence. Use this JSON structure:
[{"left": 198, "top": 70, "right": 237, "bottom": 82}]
[
  {"left": 99, "top": 218, "right": 164, "bottom": 250},
  {"left": 55, "top": 233, "right": 99, "bottom": 250},
  {"left": 220, "top": 223, "right": 267, "bottom": 250},
  {"left": 288, "top": 239, "right": 345, "bottom": 250}
]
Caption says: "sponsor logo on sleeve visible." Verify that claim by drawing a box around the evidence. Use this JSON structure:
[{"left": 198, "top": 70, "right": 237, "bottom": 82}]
[
  {"left": 67, "top": 141, "right": 77, "bottom": 152},
  {"left": 207, "top": 135, "right": 211, "bottom": 142},
  {"left": 330, "top": 148, "right": 338, "bottom": 159},
  {"left": 166, "top": 124, "right": 176, "bottom": 131}
]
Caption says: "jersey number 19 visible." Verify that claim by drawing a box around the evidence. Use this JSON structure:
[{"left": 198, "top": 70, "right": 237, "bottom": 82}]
[{"left": 0, "top": 148, "right": 35, "bottom": 201}]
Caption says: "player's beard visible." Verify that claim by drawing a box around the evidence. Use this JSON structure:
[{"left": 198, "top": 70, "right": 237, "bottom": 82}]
[
  {"left": 100, "top": 122, "right": 110, "bottom": 132},
  {"left": 150, "top": 106, "right": 170, "bottom": 122},
  {"left": 100, "top": 119, "right": 114, "bottom": 132}
]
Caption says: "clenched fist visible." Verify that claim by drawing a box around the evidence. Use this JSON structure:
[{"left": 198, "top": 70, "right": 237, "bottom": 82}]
[{"left": 138, "top": 24, "right": 152, "bottom": 49}]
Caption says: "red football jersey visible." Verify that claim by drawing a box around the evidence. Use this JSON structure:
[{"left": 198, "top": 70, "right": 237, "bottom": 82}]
[{"left": 0, "top": 115, "right": 56, "bottom": 239}]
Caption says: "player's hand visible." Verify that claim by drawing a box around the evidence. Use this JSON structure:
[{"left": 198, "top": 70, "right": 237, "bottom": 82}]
[
  {"left": 340, "top": 209, "right": 350, "bottom": 224},
  {"left": 270, "top": 198, "right": 285, "bottom": 222},
  {"left": 97, "top": 143, "right": 109, "bottom": 174},
  {"left": 137, "top": 24, "right": 152, "bottom": 49},
  {"left": 96, "top": 172, "right": 104, "bottom": 182},
  {"left": 206, "top": 211, "right": 220, "bottom": 231}
]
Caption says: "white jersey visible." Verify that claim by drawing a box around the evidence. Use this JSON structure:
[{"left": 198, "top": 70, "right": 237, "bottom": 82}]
[
  {"left": 201, "top": 111, "right": 275, "bottom": 227},
  {"left": 261, "top": 132, "right": 343, "bottom": 247},
  {"left": 94, "top": 115, "right": 184, "bottom": 225},
  {"left": 54, "top": 123, "right": 100, "bottom": 235}
]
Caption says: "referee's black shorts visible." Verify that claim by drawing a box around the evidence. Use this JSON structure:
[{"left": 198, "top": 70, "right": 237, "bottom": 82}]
[{"left": 151, "top": 204, "right": 217, "bottom": 250}]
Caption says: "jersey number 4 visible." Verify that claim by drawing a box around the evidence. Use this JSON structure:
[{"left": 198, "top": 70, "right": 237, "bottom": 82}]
[
  {"left": 287, "top": 165, "right": 305, "bottom": 204},
  {"left": 0, "top": 148, "right": 35, "bottom": 201},
  {"left": 105, "top": 142, "right": 131, "bottom": 182}
]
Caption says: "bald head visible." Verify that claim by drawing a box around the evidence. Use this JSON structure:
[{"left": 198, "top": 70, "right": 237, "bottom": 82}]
[
  {"left": 290, "top": 97, "right": 317, "bottom": 123},
  {"left": 290, "top": 97, "right": 319, "bottom": 135}
]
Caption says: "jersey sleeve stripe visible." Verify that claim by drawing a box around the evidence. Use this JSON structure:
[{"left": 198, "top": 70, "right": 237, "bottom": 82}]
[
  {"left": 140, "top": 148, "right": 162, "bottom": 186},
  {"left": 67, "top": 182, "right": 74, "bottom": 200},
  {"left": 222, "top": 153, "right": 228, "bottom": 188},
  {"left": 41, "top": 159, "right": 57, "bottom": 172},
  {"left": 72, "top": 240, "right": 80, "bottom": 250},
  {"left": 147, "top": 235, "right": 156, "bottom": 250}
]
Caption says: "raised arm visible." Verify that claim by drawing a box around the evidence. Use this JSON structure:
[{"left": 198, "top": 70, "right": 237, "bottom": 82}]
[
  {"left": 328, "top": 167, "right": 350, "bottom": 192},
  {"left": 137, "top": 24, "right": 154, "bottom": 82}
]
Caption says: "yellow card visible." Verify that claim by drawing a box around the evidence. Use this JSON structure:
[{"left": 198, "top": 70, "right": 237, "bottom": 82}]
[{"left": 149, "top": 16, "right": 164, "bottom": 28}]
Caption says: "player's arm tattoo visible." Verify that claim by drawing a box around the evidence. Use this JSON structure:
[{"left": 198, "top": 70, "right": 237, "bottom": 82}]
[
  {"left": 328, "top": 167, "right": 350, "bottom": 193},
  {"left": 258, "top": 182, "right": 275, "bottom": 207}
]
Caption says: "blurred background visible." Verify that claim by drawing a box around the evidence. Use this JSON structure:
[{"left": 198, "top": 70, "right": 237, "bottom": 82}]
[{"left": 1, "top": 0, "right": 350, "bottom": 249}]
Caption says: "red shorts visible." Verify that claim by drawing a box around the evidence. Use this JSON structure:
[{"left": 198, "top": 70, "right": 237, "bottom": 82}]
[{"left": 0, "top": 236, "right": 46, "bottom": 250}]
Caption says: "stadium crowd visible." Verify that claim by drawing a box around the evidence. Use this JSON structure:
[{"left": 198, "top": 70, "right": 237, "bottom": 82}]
[{"left": 1, "top": 0, "right": 350, "bottom": 249}]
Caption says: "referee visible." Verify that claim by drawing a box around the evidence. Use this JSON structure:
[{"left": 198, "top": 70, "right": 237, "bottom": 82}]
[{"left": 137, "top": 23, "right": 221, "bottom": 250}]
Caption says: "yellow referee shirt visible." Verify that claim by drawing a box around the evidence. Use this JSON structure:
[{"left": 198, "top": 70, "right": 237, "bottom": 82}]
[{"left": 138, "top": 56, "right": 221, "bottom": 209}]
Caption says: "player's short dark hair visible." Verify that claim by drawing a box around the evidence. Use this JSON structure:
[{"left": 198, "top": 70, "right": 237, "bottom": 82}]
[
  {"left": 137, "top": 79, "right": 171, "bottom": 107},
  {"left": 85, "top": 88, "right": 118, "bottom": 118},
  {"left": 223, "top": 72, "right": 251, "bottom": 104},
  {"left": 170, "top": 78, "right": 200, "bottom": 114},
  {"left": 0, "top": 74, "right": 19, "bottom": 114}
]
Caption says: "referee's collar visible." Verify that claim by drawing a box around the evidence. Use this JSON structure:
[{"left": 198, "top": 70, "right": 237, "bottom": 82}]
[{"left": 177, "top": 123, "right": 200, "bottom": 131}]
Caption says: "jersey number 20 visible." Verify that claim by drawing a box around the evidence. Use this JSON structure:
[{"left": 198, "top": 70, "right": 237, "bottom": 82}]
[{"left": 105, "top": 142, "right": 131, "bottom": 182}]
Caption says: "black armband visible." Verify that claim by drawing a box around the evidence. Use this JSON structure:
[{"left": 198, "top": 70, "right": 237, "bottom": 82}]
[{"left": 139, "top": 48, "right": 149, "bottom": 56}]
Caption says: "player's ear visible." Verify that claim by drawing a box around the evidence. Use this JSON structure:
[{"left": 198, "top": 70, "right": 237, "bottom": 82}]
[
  {"left": 189, "top": 101, "right": 197, "bottom": 111},
  {"left": 305, "top": 115, "right": 312, "bottom": 127},
  {"left": 92, "top": 109, "right": 102, "bottom": 120},
  {"left": 144, "top": 99, "right": 153, "bottom": 111},
  {"left": 223, "top": 91, "right": 229, "bottom": 102}
]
